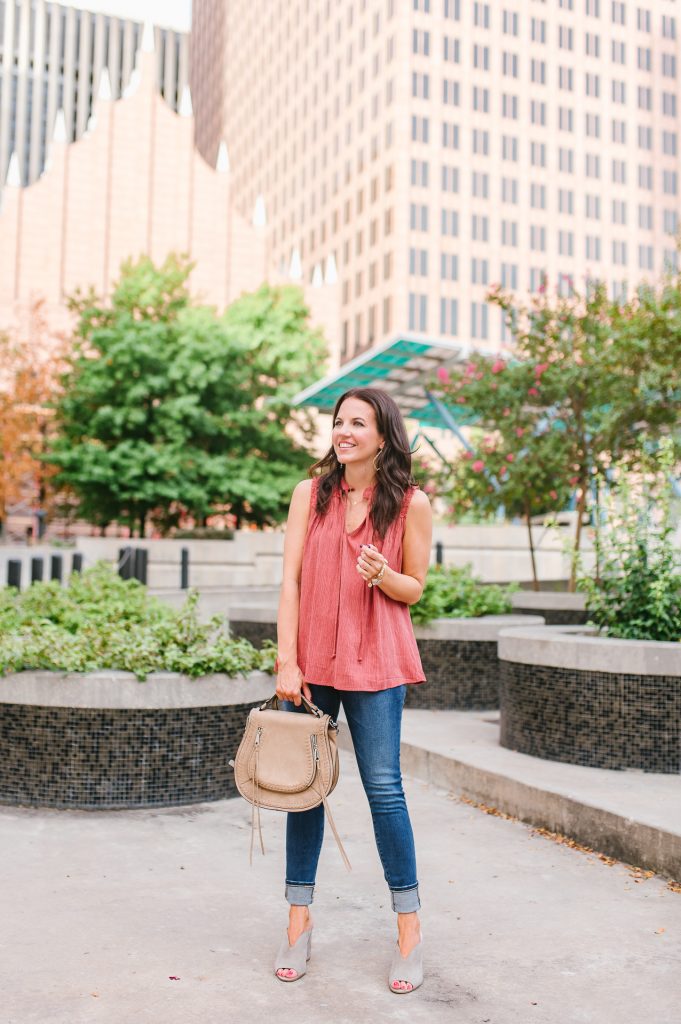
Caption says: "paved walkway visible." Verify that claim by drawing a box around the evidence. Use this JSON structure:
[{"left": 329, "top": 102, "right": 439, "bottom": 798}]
[{"left": 2, "top": 751, "right": 680, "bottom": 1024}]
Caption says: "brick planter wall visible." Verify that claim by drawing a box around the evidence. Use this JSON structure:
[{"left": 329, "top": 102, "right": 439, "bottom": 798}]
[
  {"left": 499, "top": 626, "right": 681, "bottom": 774},
  {"left": 0, "top": 671, "right": 273, "bottom": 809}
]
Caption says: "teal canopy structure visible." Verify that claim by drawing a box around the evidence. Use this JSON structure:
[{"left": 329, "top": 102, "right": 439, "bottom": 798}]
[{"left": 292, "top": 335, "right": 495, "bottom": 437}]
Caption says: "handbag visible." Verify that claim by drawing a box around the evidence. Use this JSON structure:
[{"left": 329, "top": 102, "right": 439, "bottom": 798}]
[{"left": 231, "top": 693, "right": 351, "bottom": 870}]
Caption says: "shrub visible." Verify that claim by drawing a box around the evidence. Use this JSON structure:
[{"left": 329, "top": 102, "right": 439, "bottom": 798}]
[
  {"left": 172, "top": 528, "right": 235, "bottom": 540},
  {"left": 578, "top": 439, "right": 681, "bottom": 642},
  {"left": 0, "top": 563, "right": 276, "bottom": 679},
  {"left": 410, "top": 565, "right": 517, "bottom": 625}
]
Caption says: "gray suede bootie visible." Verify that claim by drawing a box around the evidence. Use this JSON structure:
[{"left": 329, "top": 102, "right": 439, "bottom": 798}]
[
  {"left": 274, "top": 927, "right": 313, "bottom": 982},
  {"left": 388, "top": 934, "right": 423, "bottom": 993}
]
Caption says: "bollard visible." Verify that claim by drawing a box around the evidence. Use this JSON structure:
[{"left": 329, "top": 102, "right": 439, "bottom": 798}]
[
  {"left": 435, "top": 541, "right": 444, "bottom": 566},
  {"left": 50, "top": 555, "right": 63, "bottom": 582},
  {"left": 71, "top": 552, "right": 83, "bottom": 575},
  {"left": 31, "top": 557, "right": 44, "bottom": 583},
  {"left": 7, "top": 560, "right": 22, "bottom": 589},
  {"left": 180, "top": 547, "right": 189, "bottom": 589},
  {"left": 118, "top": 547, "right": 133, "bottom": 580},
  {"left": 134, "top": 548, "right": 148, "bottom": 586}
]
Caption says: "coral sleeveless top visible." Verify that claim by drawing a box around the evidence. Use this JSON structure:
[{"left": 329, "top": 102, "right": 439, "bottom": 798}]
[{"left": 296, "top": 476, "right": 426, "bottom": 692}]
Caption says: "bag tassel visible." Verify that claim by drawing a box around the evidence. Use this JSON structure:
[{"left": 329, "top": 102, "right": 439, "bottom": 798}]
[{"left": 249, "top": 739, "right": 266, "bottom": 865}]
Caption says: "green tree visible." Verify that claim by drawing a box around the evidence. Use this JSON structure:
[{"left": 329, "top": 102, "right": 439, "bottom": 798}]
[
  {"left": 47, "top": 255, "right": 327, "bottom": 534},
  {"left": 435, "top": 277, "right": 681, "bottom": 588}
]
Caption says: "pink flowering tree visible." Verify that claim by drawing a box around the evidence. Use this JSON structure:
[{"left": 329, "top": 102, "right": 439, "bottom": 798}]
[{"left": 434, "top": 278, "right": 681, "bottom": 589}]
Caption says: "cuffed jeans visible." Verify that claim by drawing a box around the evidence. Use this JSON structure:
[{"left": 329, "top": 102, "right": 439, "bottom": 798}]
[{"left": 283, "top": 683, "right": 421, "bottom": 914}]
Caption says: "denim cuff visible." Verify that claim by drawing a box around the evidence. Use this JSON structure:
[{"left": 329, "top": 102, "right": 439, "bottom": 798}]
[
  {"left": 390, "top": 885, "right": 421, "bottom": 913},
  {"left": 285, "top": 882, "right": 315, "bottom": 906}
]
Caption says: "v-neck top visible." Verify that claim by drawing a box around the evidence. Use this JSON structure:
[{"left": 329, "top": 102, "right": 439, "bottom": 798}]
[{"left": 296, "top": 475, "right": 426, "bottom": 691}]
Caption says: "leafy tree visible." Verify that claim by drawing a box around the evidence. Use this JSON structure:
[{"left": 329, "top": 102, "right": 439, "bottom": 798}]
[
  {"left": 435, "top": 277, "right": 681, "bottom": 588},
  {"left": 46, "top": 255, "right": 327, "bottom": 534}
]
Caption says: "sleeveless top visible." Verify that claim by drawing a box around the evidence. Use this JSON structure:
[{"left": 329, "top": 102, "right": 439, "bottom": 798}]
[{"left": 296, "top": 476, "right": 426, "bottom": 691}]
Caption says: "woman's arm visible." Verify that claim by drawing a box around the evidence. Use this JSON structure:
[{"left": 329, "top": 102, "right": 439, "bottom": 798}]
[
  {"left": 356, "top": 490, "right": 433, "bottom": 605},
  {"left": 276, "top": 478, "right": 313, "bottom": 705}
]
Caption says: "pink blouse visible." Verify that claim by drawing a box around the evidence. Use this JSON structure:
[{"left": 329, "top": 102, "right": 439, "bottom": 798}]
[{"left": 296, "top": 476, "right": 426, "bottom": 691}]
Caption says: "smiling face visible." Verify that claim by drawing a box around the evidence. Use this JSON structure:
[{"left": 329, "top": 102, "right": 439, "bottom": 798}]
[{"left": 332, "top": 396, "right": 384, "bottom": 469}]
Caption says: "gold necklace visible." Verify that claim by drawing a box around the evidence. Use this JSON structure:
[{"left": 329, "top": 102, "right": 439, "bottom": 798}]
[{"left": 346, "top": 488, "right": 366, "bottom": 508}]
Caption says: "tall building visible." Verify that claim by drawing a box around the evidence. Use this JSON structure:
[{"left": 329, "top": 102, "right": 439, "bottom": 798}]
[
  {"left": 192, "top": 0, "right": 681, "bottom": 366},
  {"left": 0, "top": 0, "right": 189, "bottom": 188}
]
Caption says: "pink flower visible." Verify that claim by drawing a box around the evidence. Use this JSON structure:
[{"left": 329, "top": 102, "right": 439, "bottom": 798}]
[
  {"left": 528, "top": 387, "right": 539, "bottom": 397},
  {"left": 491, "top": 359, "right": 506, "bottom": 374},
  {"left": 457, "top": 396, "right": 466, "bottom": 404},
  {"left": 472, "top": 459, "right": 485, "bottom": 473},
  {"left": 464, "top": 363, "right": 477, "bottom": 377},
  {"left": 475, "top": 372, "right": 484, "bottom": 380},
  {"left": 506, "top": 453, "right": 515, "bottom": 463},
  {"left": 499, "top": 465, "right": 507, "bottom": 476},
  {"left": 515, "top": 427, "right": 524, "bottom": 437},
  {"left": 490, "top": 381, "right": 498, "bottom": 390},
  {"left": 569, "top": 475, "right": 579, "bottom": 486},
  {"left": 437, "top": 366, "right": 450, "bottom": 383},
  {"left": 549, "top": 489, "right": 558, "bottom": 501},
  {"left": 535, "top": 362, "right": 550, "bottom": 377},
  {"left": 503, "top": 407, "right": 511, "bottom": 416},
  {"left": 463, "top": 451, "right": 473, "bottom": 460}
]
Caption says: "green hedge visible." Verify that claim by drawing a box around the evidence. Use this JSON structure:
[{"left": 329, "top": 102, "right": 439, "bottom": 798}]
[
  {"left": 0, "top": 563, "right": 275, "bottom": 680},
  {"left": 410, "top": 565, "right": 517, "bottom": 626}
]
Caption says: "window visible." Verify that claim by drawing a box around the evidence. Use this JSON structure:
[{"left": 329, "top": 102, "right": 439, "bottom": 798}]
[
  {"left": 559, "top": 147, "right": 575, "bottom": 173},
  {"left": 408, "top": 293, "right": 428, "bottom": 331},
  {"left": 502, "top": 93, "right": 518, "bottom": 119},
  {"left": 529, "top": 268, "right": 547, "bottom": 292},
  {"left": 638, "top": 165, "right": 653, "bottom": 190},
  {"left": 531, "top": 101, "right": 546, "bottom": 126},
  {"left": 472, "top": 129, "right": 490, "bottom": 155},
  {"left": 558, "top": 188, "right": 574, "bottom": 214},
  {"left": 500, "top": 262, "right": 518, "bottom": 289},
  {"left": 662, "top": 54, "right": 677, "bottom": 79},
  {"left": 441, "top": 209, "right": 459, "bottom": 236},
  {"left": 612, "top": 240, "right": 627, "bottom": 265},
  {"left": 585, "top": 235, "right": 602, "bottom": 261},
  {"left": 585, "top": 113, "right": 600, "bottom": 138},
  {"left": 585, "top": 73, "right": 600, "bottom": 98},
  {"left": 638, "top": 86, "right": 652, "bottom": 112},
  {"left": 612, "top": 160, "right": 626, "bottom": 185},
  {"left": 410, "top": 203, "right": 429, "bottom": 230},
  {"left": 531, "top": 17, "right": 546, "bottom": 43},
  {"left": 638, "top": 245, "right": 654, "bottom": 271},
  {"left": 663, "top": 131, "right": 678, "bottom": 157},
  {"left": 444, "top": 35, "right": 461, "bottom": 62},
  {"left": 559, "top": 107, "right": 574, "bottom": 132},
  {"left": 472, "top": 86, "right": 490, "bottom": 113},
  {"left": 444, "top": 0, "right": 461, "bottom": 19},
  {"left": 470, "top": 302, "right": 488, "bottom": 340},
  {"left": 558, "top": 66, "right": 573, "bottom": 90},
  {"left": 503, "top": 10, "right": 519, "bottom": 35},
  {"left": 637, "top": 47, "right": 651, "bottom": 72},
  {"left": 663, "top": 170, "right": 678, "bottom": 196},
  {"left": 499, "top": 135, "right": 516, "bottom": 160},
  {"left": 612, "top": 80, "right": 626, "bottom": 104},
  {"left": 638, "top": 204, "right": 653, "bottom": 230},
  {"left": 440, "top": 253, "right": 459, "bottom": 280},
  {"left": 413, "top": 0, "right": 430, "bottom": 10},
  {"left": 472, "top": 44, "right": 489, "bottom": 69},
  {"left": 412, "top": 72, "right": 430, "bottom": 99},
  {"left": 585, "top": 153, "right": 600, "bottom": 178},
  {"left": 413, "top": 29, "right": 430, "bottom": 55},
  {"left": 443, "top": 78, "right": 460, "bottom": 105},
  {"left": 586, "top": 0, "right": 600, "bottom": 15},
  {"left": 502, "top": 51, "right": 519, "bottom": 77},
  {"left": 501, "top": 177, "right": 519, "bottom": 203},
  {"left": 441, "top": 165, "right": 459, "bottom": 192},
  {"left": 409, "top": 248, "right": 429, "bottom": 276},
  {"left": 440, "top": 299, "right": 458, "bottom": 336},
  {"left": 411, "top": 159, "right": 429, "bottom": 187},
  {"left": 662, "top": 15, "right": 676, "bottom": 40},
  {"left": 611, "top": 39, "right": 625, "bottom": 63},
  {"left": 612, "top": 120, "right": 626, "bottom": 145},
  {"left": 501, "top": 219, "right": 518, "bottom": 245},
  {"left": 585, "top": 32, "right": 600, "bottom": 57},
  {"left": 611, "top": 2, "right": 625, "bottom": 27},
  {"left": 530, "top": 142, "right": 547, "bottom": 167},
  {"left": 411, "top": 116, "right": 429, "bottom": 143},
  {"left": 471, "top": 214, "right": 489, "bottom": 241},
  {"left": 663, "top": 209, "right": 678, "bottom": 235},
  {"left": 442, "top": 122, "right": 460, "bottom": 149},
  {"left": 471, "top": 257, "right": 489, "bottom": 285},
  {"left": 558, "top": 230, "right": 574, "bottom": 257},
  {"left": 637, "top": 8, "right": 651, "bottom": 33},
  {"left": 531, "top": 59, "right": 546, "bottom": 85},
  {"left": 530, "top": 225, "right": 546, "bottom": 251},
  {"left": 662, "top": 92, "right": 677, "bottom": 118},
  {"left": 638, "top": 125, "right": 652, "bottom": 150},
  {"left": 473, "top": 2, "right": 490, "bottom": 28},
  {"left": 558, "top": 25, "right": 574, "bottom": 50},
  {"left": 472, "top": 171, "right": 489, "bottom": 198}
]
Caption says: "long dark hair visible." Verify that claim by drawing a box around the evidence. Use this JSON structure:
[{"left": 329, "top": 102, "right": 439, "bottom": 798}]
[{"left": 310, "top": 388, "right": 416, "bottom": 538}]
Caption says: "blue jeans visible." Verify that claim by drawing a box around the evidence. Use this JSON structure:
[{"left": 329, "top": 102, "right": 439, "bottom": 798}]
[{"left": 283, "top": 684, "right": 420, "bottom": 914}]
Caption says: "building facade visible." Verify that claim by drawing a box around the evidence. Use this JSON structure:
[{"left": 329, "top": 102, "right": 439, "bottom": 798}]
[
  {"left": 191, "top": 0, "right": 681, "bottom": 364},
  {"left": 0, "top": 0, "right": 189, "bottom": 188}
]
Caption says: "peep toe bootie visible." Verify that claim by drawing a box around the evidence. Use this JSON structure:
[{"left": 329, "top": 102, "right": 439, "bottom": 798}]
[
  {"left": 389, "top": 934, "right": 424, "bottom": 994},
  {"left": 274, "top": 927, "right": 313, "bottom": 982}
]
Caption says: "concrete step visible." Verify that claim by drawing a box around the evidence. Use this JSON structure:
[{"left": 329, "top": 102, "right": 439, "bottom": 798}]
[{"left": 339, "top": 708, "right": 681, "bottom": 880}]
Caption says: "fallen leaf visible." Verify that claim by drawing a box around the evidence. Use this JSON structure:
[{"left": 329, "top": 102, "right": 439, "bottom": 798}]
[
  {"left": 168, "top": 976, "right": 181, "bottom": 981},
  {"left": 91, "top": 993, "right": 99, "bottom": 998},
  {"left": 656, "top": 928, "right": 666, "bottom": 934}
]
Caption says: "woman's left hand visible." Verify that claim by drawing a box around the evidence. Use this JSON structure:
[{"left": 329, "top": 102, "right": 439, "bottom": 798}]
[{"left": 356, "top": 543, "right": 387, "bottom": 584}]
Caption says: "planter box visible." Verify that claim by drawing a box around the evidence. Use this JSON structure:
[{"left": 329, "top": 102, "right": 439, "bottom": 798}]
[
  {"left": 0, "top": 671, "right": 273, "bottom": 809},
  {"left": 510, "top": 590, "right": 588, "bottom": 626},
  {"left": 499, "top": 625, "right": 681, "bottom": 773},
  {"left": 409, "top": 615, "right": 544, "bottom": 710},
  {"left": 229, "top": 608, "right": 544, "bottom": 712}
]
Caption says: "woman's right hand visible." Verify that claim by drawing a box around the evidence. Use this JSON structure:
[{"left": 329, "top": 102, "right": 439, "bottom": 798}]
[{"left": 275, "top": 660, "right": 311, "bottom": 706}]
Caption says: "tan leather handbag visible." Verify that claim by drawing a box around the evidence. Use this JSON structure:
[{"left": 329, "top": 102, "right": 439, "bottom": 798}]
[{"left": 231, "top": 694, "right": 351, "bottom": 869}]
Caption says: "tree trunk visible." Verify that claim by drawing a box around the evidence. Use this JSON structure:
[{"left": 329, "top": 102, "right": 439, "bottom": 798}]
[
  {"left": 525, "top": 505, "right": 539, "bottom": 591},
  {"left": 569, "top": 485, "right": 588, "bottom": 592},
  {"left": 139, "top": 511, "right": 147, "bottom": 538}
]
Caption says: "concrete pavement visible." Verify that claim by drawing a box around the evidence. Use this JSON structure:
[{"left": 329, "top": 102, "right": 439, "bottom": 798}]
[{"left": 2, "top": 747, "right": 680, "bottom": 1024}]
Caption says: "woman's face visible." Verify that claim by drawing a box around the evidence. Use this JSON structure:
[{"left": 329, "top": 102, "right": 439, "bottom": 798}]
[{"left": 332, "top": 397, "right": 384, "bottom": 469}]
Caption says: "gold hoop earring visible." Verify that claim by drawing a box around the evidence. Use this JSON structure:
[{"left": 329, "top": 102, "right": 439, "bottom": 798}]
[{"left": 373, "top": 447, "right": 384, "bottom": 471}]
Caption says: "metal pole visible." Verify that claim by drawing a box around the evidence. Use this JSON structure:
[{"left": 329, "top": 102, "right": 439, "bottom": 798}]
[
  {"left": 50, "top": 555, "right": 63, "bottom": 582},
  {"left": 180, "top": 547, "right": 189, "bottom": 590},
  {"left": 435, "top": 541, "right": 444, "bottom": 566},
  {"left": 134, "top": 548, "right": 148, "bottom": 586},
  {"left": 7, "top": 560, "right": 22, "bottom": 589},
  {"left": 31, "top": 557, "right": 44, "bottom": 583},
  {"left": 118, "top": 547, "right": 133, "bottom": 580},
  {"left": 71, "top": 553, "right": 83, "bottom": 575}
]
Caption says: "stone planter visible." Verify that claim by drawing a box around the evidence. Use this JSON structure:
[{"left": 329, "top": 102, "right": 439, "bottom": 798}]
[
  {"left": 0, "top": 670, "right": 273, "bottom": 809},
  {"left": 510, "top": 590, "right": 587, "bottom": 626},
  {"left": 499, "top": 625, "right": 681, "bottom": 773},
  {"left": 408, "top": 615, "right": 544, "bottom": 710},
  {"left": 230, "top": 608, "right": 544, "bottom": 711}
]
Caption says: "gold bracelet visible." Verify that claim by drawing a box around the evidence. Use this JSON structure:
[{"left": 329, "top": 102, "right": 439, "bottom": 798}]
[{"left": 368, "top": 560, "right": 387, "bottom": 588}]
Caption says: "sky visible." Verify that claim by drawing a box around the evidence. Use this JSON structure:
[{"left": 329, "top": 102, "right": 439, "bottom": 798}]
[{"left": 60, "top": 0, "right": 192, "bottom": 31}]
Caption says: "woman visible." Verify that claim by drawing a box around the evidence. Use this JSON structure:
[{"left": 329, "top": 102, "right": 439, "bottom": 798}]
[{"left": 274, "top": 387, "right": 432, "bottom": 993}]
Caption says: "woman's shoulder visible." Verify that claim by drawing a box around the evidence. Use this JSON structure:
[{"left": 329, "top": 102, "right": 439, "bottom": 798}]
[{"left": 408, "top": 486, "right": 430, "bottom": 510}]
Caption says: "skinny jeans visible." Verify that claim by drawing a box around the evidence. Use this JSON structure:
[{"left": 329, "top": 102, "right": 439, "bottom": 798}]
[{"left": 283, "top": 683, "right": 420, "bottom": 914}]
